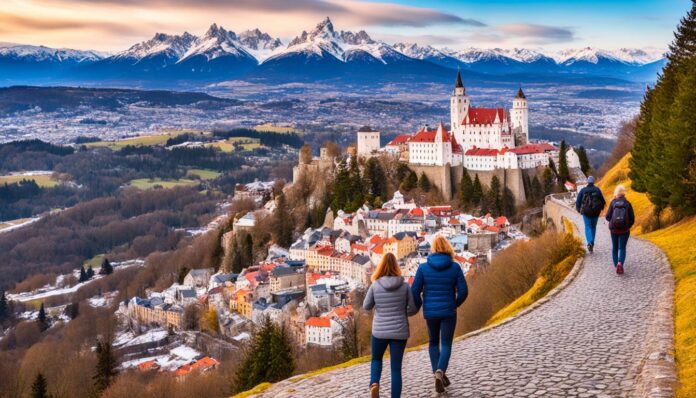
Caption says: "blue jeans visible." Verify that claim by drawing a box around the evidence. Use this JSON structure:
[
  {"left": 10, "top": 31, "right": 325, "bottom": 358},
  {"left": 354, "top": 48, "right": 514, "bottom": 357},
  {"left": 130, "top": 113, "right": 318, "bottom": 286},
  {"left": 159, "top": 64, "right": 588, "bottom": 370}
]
[
  {"left": 370, "top": 336, "right": 407, "bottom": 398},
  {"left": 426, "top": 316, "right": 457, "bottom": 373},
  {"left": 582, "top": 215, "right": 599, "bottom": 245},
  {"left": 610, "top": 232, "right": 630, "bottom": 266}
]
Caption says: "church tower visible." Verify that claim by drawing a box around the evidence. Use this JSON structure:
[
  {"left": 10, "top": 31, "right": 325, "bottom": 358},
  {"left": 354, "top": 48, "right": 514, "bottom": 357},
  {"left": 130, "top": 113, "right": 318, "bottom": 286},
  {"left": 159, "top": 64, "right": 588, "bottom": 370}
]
[
  {"left": 450, "top": 70, "right": 469, "bottom": 144},
  {"left": 511, "top": 87, "right": 528, "bottom": 146}
]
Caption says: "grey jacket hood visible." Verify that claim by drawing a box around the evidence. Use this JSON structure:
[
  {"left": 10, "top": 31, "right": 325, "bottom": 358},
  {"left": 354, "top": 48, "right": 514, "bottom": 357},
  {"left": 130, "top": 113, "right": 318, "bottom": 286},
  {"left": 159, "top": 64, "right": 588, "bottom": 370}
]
[{"left": 377, "top": 276, "right": 405, "bottom": 291}]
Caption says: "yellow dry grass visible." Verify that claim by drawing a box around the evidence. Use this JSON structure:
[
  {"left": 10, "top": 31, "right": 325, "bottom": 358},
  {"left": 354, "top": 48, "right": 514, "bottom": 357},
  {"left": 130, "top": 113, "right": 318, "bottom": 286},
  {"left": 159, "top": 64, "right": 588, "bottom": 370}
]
[
  {"left": 254, "top": 123, "right": 298, "bottom": 134},
  {"left": 0, "top": 217, "right": 33, "bottom": 230},
  {"left": 185, "top": 168, "right": 222, "bottom": 180},
  {"left": 0, "top": 174, "right": 58, "bottom": 188},
  {"left": 85, "top": 131, "right": 190, "bottom": 150},
  {"left": 128, "top": 178, "right": 198, "bottom": 189}
]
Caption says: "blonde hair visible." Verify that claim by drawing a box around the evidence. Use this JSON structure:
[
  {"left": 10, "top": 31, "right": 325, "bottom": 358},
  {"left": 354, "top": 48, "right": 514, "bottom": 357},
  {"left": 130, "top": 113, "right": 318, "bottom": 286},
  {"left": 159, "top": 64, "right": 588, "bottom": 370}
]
[
  {"left": 432, "top": 235, "right": 455, "bottom": 258},
  {"left": 371, "top": 252, "right": 401, "bottom": 282},
  {"left": 614, "top": 184, "right": 627, "bottom": 198}
]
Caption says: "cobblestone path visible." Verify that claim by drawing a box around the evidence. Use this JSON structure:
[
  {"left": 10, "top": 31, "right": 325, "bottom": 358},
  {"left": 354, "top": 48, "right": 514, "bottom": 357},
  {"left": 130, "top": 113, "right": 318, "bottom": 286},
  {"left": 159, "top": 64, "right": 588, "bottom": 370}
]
[{"left": 250, "top": 207, "right": 674, "bottom": 397}]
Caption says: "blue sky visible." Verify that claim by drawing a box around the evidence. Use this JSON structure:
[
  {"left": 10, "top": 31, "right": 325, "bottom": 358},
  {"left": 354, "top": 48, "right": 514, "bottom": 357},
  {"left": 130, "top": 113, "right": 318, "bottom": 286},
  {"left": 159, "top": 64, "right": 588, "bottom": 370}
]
[{"left": 0, "top": 0, "right": 690, "bottom": 51}]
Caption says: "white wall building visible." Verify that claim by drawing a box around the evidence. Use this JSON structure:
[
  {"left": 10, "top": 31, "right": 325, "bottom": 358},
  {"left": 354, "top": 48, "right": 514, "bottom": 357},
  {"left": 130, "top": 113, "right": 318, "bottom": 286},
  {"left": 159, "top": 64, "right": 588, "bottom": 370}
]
[
  {"left": 408, "top": 123, "right": 463, "bottom": 166},
  {"left": 357, "top": 126, "right": 380, "bottom": 157},
  {"left": 305, "top": 317, "right": 334, "bottom": 346}
]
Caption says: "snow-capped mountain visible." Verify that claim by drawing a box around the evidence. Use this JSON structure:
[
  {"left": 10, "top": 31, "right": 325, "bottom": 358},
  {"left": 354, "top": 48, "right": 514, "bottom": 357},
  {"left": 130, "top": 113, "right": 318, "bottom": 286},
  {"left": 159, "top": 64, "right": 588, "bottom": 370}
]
[
  {"left": 116, "top": 32, "right": 197, "bottom": 62},
  {"left": 238, "top": 28, "right": 283, "bottom": 61},
  {"left": 0, "top": 43, "right": 104, "bottom": 63}
]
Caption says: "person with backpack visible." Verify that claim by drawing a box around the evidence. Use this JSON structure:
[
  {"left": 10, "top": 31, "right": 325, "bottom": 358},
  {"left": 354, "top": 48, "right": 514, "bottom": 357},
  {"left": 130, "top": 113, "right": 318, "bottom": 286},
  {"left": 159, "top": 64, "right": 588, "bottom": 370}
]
[
  {"left": 605, "top": 184, "right": 635, "bottom": 275},
  {"left": 575, "top": 176, "right": 606, "bottom": 253},
  {"left": 411, "top": 236, "right": 468, "bottom": 394},
  {"left": 364, "top": 252, "right": 419, "bottom": 398}
]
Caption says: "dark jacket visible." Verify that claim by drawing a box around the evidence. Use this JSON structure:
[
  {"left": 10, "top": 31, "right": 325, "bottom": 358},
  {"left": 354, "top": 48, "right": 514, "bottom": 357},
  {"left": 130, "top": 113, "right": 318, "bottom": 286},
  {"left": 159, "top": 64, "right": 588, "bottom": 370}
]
[
  {"left": 575, "top": 183, "right": 606, "bottom": 215},
  {"left": 411, "top": 253, "right": 468, "bottom": 319},
  {"left": 605, "top": 196, "right": 635, "bottom": 234},
  {"left": 363, "top": 276, "right": 418, "bottom": 340}
]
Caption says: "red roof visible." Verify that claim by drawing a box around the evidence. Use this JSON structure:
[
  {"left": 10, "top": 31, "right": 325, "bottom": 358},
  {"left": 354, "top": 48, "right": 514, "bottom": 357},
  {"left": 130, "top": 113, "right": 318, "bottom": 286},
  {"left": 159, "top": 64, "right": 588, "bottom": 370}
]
[
  {"left": 138, "top": 360, "right": 158, "bottom": 371},
  {"left": 191, "top": 356, "right": 219, "bottom": 371},
  {"left": 508, "top": 143, "right": 557, "bottom": 155},
  {"left": 410, "top": 124, "right": 451, "bottom": 143},
  {"left": 409, "top": 207, "right": 424, "bottom": 217},
  {"left": 465, "top": 146, "right": 500, "bottom": 156},
  {"left": 351, "top": 243, "right": 368, "bottom": 251},
  {"left": 494, "top": 216, "right": 509, "bottom": 226},
  {"left": 387, "top": 134, "right": 413, "bottom": 146},
  {"left": 463, "top": 108, "right": 506, "bottom": 125},
  {"left": 306, "top": 317, "right": 331, "bottom": 328}
]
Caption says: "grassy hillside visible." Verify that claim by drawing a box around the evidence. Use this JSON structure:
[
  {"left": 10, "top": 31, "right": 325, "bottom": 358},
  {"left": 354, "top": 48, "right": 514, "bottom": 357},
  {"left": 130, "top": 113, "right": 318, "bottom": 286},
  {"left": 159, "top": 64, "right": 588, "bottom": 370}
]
[{"left": 600, "top": 154, "right": 696, "bottom": 397}]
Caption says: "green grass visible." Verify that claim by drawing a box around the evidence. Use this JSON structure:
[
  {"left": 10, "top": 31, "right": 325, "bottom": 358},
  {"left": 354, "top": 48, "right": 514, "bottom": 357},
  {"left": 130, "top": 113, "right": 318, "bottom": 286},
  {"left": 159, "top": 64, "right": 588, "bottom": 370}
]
[
  {"left": 254, "top": 123, "right": 298, "bottom": 134},
  {"left": 230, "top": 383, "right": 273, "bottom": 398},
  {"left": 85, "top": 130, "right": 191, "bottom": 151},
  {"left": 0, "top": 174, "right": 58, "bottom": 187},
  {"left": 207, "top": 138, "right": 261, "bottom": 153},
  {"left": 128, "top": 178, "right": 198, "bottom": 190},
  {"left": 83, "top": 254, "right": 105, "bottom": 269},
  {"left": 186, "top": 169, "right": 222, "bottom": 180}
]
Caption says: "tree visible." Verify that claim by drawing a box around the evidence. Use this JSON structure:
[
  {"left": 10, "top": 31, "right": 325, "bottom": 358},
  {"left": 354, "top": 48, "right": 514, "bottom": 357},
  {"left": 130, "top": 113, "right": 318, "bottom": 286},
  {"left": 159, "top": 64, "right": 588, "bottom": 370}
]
[
  {"left": 418, "top": 172, "right": 431, "bottom": 192},
  {"left": 64, "top": 302, "right": 79, "bottom": 320},
  {"left": 400, "top": 171, "right": 418, "bottom": 191},
  {"left": 183, "top": 304, "right": 201, "bottom": 331},
  {"left": 558, "top": 140, "right": 570, "bottom": 183},
  {"left": 86, "top": 266, "right": 95, "bottom": 279},
  {"left": 202, "top": 307, "right": 219, "bottom": 334},
  {"left": 542, "top": 167, "right": 555, "bottom": 195},
  {"left": 501, "top": 187, "right": 516, "bottom": 217},
  {"left": 266, "top": 324, "right": 294, "bottom": 382},
  {"left": 100, "top": 258, "right": 113, "bottom": 275},
  {"left": 347, "top": 155, "right": 365, "bottom": 210},
  {"left": 472, "top": 174, "right": 483, "bottom": 205},
  {"left": 489, "top": 176, "right": 502, "bottom": 215},
  {"left": 577, "top": 146, "right": 591, "bottom": 175},
  {"left": 93, "top": 338, "right": 118, "bottom": 394},
  {"left": 364, "top": 158, "right": 387, "bottom": 202},
  {"left": 459, "top": 168, "right": 474, "bottom": 208},
  {"left": 31, "top": 373, "right": 49, "bottom": 398},
  {"left": 0, "top": 290, "right": 7, "bottom": 322},
  {"left": 243, "top": 233, "right": 254, "bottom": 267},
  {"left": 272, "top": 193, "right": 294, "bottom": 248},
  {"left": 530, "top": 176, "right": 543, "bottom": 205},
  {"left": 548, "top": 158, "right": 558, "bottom": 175},
  {"left": 37, "top": 303, "right": 49, "bottom": 332},
  {"left": 341, "top": 314, "right": 360, "bottom": 361},
  {"left": 331, "top": 158, "right": 351, "bottom": 211},
  {"left": 299, "top": 144, "right": 312, "bottom": 164},
  {"left": 79, "top": 265, "right": 88, "bottom": 283}
]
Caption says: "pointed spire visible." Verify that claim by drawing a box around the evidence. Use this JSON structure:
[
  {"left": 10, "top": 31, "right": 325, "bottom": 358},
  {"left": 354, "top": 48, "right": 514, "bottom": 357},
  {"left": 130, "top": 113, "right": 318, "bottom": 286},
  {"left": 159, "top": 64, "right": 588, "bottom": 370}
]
[
  {"left": 455, "top": 68, "right": 464, "bottom": 92},
  {"left": 516, "top": 86, "right": 526, "bottom": 99}
]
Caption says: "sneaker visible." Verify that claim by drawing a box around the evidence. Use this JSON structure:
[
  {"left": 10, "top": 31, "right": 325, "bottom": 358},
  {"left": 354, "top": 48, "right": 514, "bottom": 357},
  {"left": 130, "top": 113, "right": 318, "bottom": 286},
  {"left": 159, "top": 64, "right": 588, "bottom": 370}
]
[
  {"left": 587, "top": 243, "right": 594, "bottom": 253},
  {"left": 617, "top": 263, "right": 624, "bottom": 275},
  {"left": 370, "top": 383, "right": 379, "bottom": 398},
  {"left": 434, "top": 370, "right": 445, "bottom": 393},
  {"left": 443, "top": 373, "right": 451, "bottom": 387}
]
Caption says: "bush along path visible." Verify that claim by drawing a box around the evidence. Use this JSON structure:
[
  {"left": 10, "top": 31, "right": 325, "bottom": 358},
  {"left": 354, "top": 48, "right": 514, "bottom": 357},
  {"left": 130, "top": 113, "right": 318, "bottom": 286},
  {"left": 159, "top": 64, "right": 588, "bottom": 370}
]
[{"left": 243, "top": 207, "right": 676, "bottom": 398}]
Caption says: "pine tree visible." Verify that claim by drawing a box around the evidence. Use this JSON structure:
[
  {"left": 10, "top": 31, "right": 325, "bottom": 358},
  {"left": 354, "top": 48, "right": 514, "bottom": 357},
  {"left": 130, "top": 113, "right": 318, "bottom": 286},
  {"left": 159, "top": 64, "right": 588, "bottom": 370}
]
[
  {"left": 266, "top": 323, "right": 295, "bottom": 382},
  {"left": 272, "top": 193, "right": 294, "bottom": 248},
  {"left": 577, "top": 146, "right": 591, "bottom": 175},
  {"left": 243, "top": 233, "right": 254, "bottom": 267},
  {"left": 0, "top": 290, "right": 7, "bottom": 322},
  {"left": 31, "top": 372, "right": 49, "bottom": 398},
  {"left": 542, "top": 167, "right": 555, "bottom": 195},
  {"left": 629, "top": 87, "right": 656, "bottom": 192},
  {"left": 418, "top": 172, "right": 431, "bottom": 192},
  {"left": 472, "top": 174, "right": 483, "bottom": 205},
  {"left": 234, "top": 317, "right": 292, "bottom": 393},
  {"left": 100, "top": 258, "right": 113, "bottom": 275},
  {"left": 331, "top": 158, "right": 351, "bottom": 210},
  {"left": 86, "top": 266, "right": 95, "bottom": 279},
  {"left": 93, "top": 339, "right": 118, "bottom": 394},
  {"left": 400, "top": 171, "right": 418, "bottom": 191},
  {"left": 37, "top": 303, "right": 49, "bottom": 332},
  {"left": 202, "top": 307, "right": 219, "bottom": 334},
  {"left": 79, "top": 265, "right": 87, "bottom": 283},
  {"left": 459, "top": 168, "right": 474, "bottom": 208},
  {"left": 364, "top": 158, "right": 387, "bottom": 202},
  {"left": 558, "top": 140, "right": 570, "bottom": 183},
  {"left": 501, "top": 187, "right": 516, "bottom": 217},
  {"left": 347, "top": 155, "right": 365, "bottom": 211},
  {"left": 548, "top": 158, "right": 558, "bottom": 175},
  {"left": 489, "top": 176, "right": 502, "bottom": 215},
  {"left": 64, "top": 302, "right": 79, "bottom": 320}
]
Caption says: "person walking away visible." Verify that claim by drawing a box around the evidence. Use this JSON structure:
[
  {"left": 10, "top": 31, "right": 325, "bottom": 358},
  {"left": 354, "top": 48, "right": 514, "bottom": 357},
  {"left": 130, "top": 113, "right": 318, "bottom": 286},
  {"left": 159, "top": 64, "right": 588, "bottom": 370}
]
[
  {"left": 363, "top": 252, "right": 419, "bottom": 398},
  {"left": 575, "top": 176, "right": 606, "bottom": 253},
  {"left": 411, "top": 236, "right": 468, "bottom": 394},
  {"left": 605, "top": 184, "right": 635, "bottom": 275}
]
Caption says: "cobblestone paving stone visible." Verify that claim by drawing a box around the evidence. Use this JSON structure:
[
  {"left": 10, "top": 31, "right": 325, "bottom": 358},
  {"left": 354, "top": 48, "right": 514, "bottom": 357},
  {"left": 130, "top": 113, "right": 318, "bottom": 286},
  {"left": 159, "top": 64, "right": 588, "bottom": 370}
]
[{"left": 251, "top": 209, "right": 672, "bottom": 398}]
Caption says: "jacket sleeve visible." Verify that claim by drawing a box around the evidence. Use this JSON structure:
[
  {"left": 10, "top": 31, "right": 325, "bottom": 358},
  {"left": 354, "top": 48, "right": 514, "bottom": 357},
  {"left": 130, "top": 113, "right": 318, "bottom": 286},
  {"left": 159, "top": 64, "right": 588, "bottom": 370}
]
[
  {"left": 575, "top": 188, "right": 584, "bottom": 212},
  {"left": 363, "top": 284, "right": 375, "bottom": 311},
  {"left": 627, "top": 201, "right": 635, "bottom": 229},
  {"left": 605, "top": 200, "right": 614, "bottom": 222},
  {"left": 411, "top": 267, "right": 424, "bottom": 310},
  {"left": 406, "top": 284, "right": 419, "bottom": 316},
  {"left": 455, "top": 267, "right": 468, "bottom": 307}
]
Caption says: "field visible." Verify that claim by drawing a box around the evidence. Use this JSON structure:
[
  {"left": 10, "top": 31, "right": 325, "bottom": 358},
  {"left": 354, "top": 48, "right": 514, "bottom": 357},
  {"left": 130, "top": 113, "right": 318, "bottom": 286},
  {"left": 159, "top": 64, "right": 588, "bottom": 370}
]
[
  {"left": 0, "top": 173, "right": 58, "bottom": 187},
  {"left": 84, "top": 130, "right": 193, "bottom": 150},
  {"left": 206, "top": 138, "right": 261, "bottom": 153},
  {"left": 128, "top": 178, "right": 199, "bottom": 190},
  {"left": 0, "top": 217, "right": 33, "bottom": 231},
  {"left": 185, "top": 168, "right": 222, "bottom": 180},
  {"left": 600, "top": 154, "right": 696, "bottom": 398},
  {"left": 254, "top": 123, "right": 298, "bottom": 134}
]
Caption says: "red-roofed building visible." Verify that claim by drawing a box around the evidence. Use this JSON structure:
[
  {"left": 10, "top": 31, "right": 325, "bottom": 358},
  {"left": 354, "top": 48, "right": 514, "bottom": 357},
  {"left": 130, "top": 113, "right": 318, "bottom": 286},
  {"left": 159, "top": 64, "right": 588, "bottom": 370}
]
[
  {"left": 305, "top": 316, "right": 334, "bottom": 346},
  {"left": 408, "top": 123, "right": 463, "bottom": 167}
]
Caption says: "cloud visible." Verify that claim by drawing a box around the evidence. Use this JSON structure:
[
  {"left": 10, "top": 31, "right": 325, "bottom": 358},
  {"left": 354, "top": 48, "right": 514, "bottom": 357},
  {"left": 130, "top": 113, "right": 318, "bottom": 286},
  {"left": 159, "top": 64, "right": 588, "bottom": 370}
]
[
  {"left": 372, "top": 33, "right": 462, "bottom": 46},
  {"left": 0, "top": 11, "right": 139, "bottom": 35},
  {"left": 497, "top": 23, "right": 575, "bottom": 43}
]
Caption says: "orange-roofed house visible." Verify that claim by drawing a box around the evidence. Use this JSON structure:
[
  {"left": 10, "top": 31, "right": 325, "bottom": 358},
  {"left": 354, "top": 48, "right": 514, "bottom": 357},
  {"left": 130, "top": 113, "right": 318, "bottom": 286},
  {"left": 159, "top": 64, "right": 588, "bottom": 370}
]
[
  {"left": 327, "top": 305, "right": 353, "bottom": 322},
  {"left": 138, "top": 360, "right": 159, "bottom": 372},
  {"left": 305, "top": 316, "right": 334, "bottom": 346}
]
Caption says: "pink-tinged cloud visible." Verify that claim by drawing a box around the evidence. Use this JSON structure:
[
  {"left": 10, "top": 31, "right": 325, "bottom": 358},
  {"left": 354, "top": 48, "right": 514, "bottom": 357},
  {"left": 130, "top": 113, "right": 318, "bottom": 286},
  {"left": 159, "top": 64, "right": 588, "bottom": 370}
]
[{"left": 498, "top": 24, "right": 575, "bottom": 42}]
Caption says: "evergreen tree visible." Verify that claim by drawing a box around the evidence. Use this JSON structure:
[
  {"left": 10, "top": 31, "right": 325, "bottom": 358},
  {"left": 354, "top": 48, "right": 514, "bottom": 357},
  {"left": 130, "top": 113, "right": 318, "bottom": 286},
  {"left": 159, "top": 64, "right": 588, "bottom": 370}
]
[
  {"left": 459, "top": 168, "right": 474, "bottom": 208},
  {"left": 542, "top": 167, "right": 555, "bottom": 195},
  {"left": 331, "top": 159, "right": 351, "bottom": 211},
  {"left": 202, "top": 307, "right": 219, "bottom": 334},
  {"left": 472, "top": 174, "right": 483, "bottom": 205},
  {"left": 37, "top": 303, "right": 49, "bottom": 331},
  {"left": 230, "top": 239, "right": 243, "bottom": 274},
  {"left": 272, "top": 193, "right": 294, "bottom": 248},
  {"left": 100, "top": 258, "right": 113, "bottom": 275},
  {"left": 266, "top": 323, "right": 294, "bottom": 382},
  {"left": 577, "top": 146, "right": 592, "bottom": 175},
  {"left": 364, "top": 158, "right": 387, "bottom": 201},
  {"left": 79, "top": 265, "right": 87, "bottom": 283},
  {"left": 558, "top": 140, "right": 570, "bottom": 183},
  {"left": 531, "top": 176, "right": 543, "bottom": 204},
  {"left": 86, "top": 266, "right": 95, "bottom": 279},
  {"left": 347, "top": 155, "right": 365, "bottom": 211},
  {"left": 0, "top": 290, "right": 7, "bottom": 322},
  {"left": 501, "top": 188, "right": 516, "bottom": 217},
  {"left": 400, "top": 171, "right": 418, "bottom": 191},
  {"left": 243, "top": 233, "right": 254, "bottom": 267},
  {"left": 396, "top": 163, "right": 411, "bottom": 184},
  {"left": 418, "top": 172, "right": 431, "bottom": 192},
  {"left": 31, "top": 373, "right": 49, "bottom": 398},
  {"left": 629, "top": 87, "right": 656, "bottom": 192},
  {"left": 548, "top": 158, "right": 558, "bottom": 175},
  {"left": 64, "top": 302, "right": 79, "bottom": 320},
  {"left": 489, "top": 176, "right": 502, "bottom": 215},
  {"left": 93, "top": 339, "right": 118, "bottom": 394}
]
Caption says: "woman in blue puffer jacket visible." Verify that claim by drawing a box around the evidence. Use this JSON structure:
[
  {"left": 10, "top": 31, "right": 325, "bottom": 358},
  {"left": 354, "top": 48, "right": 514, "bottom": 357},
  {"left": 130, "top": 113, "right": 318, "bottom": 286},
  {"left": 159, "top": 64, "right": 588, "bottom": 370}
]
[{"left": 411, "top": 235, "right": 468, "bottom": 394}]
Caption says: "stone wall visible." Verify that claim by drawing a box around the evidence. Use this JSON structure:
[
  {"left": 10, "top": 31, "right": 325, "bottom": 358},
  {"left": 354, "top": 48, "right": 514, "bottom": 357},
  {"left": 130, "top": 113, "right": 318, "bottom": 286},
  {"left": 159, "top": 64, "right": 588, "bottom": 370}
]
[{"left": 408, "top": 164, "right": 453, "bottom": 200}]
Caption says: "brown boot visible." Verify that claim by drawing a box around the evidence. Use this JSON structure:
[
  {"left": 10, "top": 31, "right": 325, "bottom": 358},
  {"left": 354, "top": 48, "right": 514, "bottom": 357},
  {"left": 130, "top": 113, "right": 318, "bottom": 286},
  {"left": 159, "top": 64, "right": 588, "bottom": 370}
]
[
  {"left": 370, "top": 383, "right": 379, "bottom": 398},
  {"left": 434, "top": 370, "right": 445, "bottom": 393}
]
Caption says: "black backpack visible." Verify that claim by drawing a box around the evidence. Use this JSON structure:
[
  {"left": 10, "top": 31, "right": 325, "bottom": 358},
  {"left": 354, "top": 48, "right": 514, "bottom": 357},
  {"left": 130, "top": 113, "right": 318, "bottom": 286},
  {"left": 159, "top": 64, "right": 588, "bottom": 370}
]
[
  {"left": 580, "top": 189, "right": 604, "bottom": 217},
  {"left": 609, "top": 200, "right": 628, "bottom": 231}
]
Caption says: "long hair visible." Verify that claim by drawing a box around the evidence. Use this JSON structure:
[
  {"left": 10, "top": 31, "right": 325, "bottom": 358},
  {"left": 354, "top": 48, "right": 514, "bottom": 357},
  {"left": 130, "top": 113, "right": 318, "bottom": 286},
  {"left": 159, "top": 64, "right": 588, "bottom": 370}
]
[
  {"left": 432, "top": 235, "right": 455, "bottom": 258},
  {"left": 614, "top": 184, "right": 626, "bottom": 198},
  {"left": 371, "top": 252, "right": 401, "bottom": 282}
]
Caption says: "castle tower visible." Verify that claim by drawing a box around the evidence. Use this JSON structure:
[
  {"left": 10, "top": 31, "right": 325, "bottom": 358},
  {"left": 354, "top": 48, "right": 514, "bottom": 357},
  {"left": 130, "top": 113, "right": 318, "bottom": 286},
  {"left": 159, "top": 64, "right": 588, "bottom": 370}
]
[
  {"left": 450, "top": 70, "right": 470, "bottom": 144},
  {"left": 511, "top": 87, "right": 529, "bottom": 146},
  {"left": 356, "top": 126, "right": 380, "bottom": 157}
]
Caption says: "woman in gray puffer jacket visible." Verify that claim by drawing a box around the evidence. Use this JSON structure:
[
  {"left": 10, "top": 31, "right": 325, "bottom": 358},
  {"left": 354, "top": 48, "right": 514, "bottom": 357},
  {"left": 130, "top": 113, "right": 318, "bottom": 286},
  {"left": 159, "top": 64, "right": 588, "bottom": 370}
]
[{"left": 364, "top": 252, "right": 419, "bottom": 398}]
